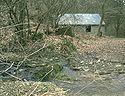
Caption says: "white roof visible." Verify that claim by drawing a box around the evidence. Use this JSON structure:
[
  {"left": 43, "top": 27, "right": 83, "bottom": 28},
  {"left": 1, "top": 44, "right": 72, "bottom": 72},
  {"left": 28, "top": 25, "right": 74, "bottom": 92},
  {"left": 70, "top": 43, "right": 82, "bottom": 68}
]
[{"left": 59, "top": 14, "right": 105, "bottom": 25}]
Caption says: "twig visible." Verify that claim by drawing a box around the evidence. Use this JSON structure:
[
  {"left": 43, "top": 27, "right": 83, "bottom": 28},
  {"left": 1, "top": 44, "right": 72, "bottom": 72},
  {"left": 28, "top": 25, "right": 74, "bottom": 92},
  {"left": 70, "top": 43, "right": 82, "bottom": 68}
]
[
  {"left": 5, "top": 72, "right": 23, "bottom": 81},
  {"left": 16, "top": 36, "right": 27, "bottom": 55},
  {"left": 16, "top": 42, "right": 47, "bottom": 69},
  {"left": 41, "top": 65, "right": 54, "bottom": 81},
  {"left": 0, "top": 23, "right": 36, "bottom": 30},
  {"left": 27, "top": 85, "right": 39, "bottom": 96},
  {"left": 73, "top": 80, "right": 95, "bottom": 96},
  {"left": 41, "top": 91, "right": 49, "bottom": 96},
  {"left": 0, "top": 62, "right": 14, "bottom": 74},
  {"left": 14, "top": 27, "right": 36, "bottom": 34},
  {"left": 27, "top": 42, "right": 46, "bottom": 57}
]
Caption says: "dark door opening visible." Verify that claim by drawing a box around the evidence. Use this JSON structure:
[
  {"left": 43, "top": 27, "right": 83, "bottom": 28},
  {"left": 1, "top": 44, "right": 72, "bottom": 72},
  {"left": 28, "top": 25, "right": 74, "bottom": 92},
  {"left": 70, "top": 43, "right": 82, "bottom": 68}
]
[{"left": 86, "top": 25, "right": 91, "bottom": 32}]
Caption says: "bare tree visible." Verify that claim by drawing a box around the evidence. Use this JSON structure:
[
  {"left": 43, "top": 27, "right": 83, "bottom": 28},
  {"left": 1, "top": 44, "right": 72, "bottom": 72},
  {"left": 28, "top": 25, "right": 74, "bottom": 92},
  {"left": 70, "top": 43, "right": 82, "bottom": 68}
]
[
  {"left": 105, "top": 0, "right": 125, "bottom": 37},
  {"left": 112, "top": 0, "right": 125, "bottom": 37},
  {"left": 97, "top": 0, "right": 107, "bottom": 37},
  {"left": 3, "top": 0, "right": 31, "bottom": 45},
  {"left": 33, "top": 0, "right": 77, "bottom": 33}
]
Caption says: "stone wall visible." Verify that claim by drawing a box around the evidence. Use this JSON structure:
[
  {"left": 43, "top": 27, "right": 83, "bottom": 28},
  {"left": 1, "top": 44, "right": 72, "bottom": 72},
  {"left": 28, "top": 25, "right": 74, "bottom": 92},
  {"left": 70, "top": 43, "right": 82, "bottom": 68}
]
[{"left": 71, "top": 25, "right": 105, "bottom": 36}]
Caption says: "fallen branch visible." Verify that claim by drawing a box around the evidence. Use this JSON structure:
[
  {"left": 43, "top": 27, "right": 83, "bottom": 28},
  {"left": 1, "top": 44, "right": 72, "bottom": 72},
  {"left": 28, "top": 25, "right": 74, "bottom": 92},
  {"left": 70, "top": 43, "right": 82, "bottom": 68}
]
[
  {"left": 26, "top": 85, "right": 39, "bottom": 96},
  {"left": 16, "top": 42, "right": 47, "bottom": 69},
  {"left": 5, "top": 72, "right": 23, "bottom": 81},
  {"left": 0, "top": 62, "right": 14, "bottom": 74},
  {"left": 73, "top": 80, "right": 95, "bottom": 96},
  {"left": 0, "top": 23, "right": 36, "bottom": 30},
  {"left": 99, "top": 69, "right": 125, "bottom": 75},
  {"left": 41, "top": 65, "right": 54, "bottom": 81}
]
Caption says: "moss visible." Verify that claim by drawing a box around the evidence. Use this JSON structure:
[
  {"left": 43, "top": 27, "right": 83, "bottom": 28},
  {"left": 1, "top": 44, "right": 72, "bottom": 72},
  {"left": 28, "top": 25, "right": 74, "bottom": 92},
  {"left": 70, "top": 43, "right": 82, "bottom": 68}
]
[
  {"left": 33, "top": 64, "right": 63, "bottom": 81},
  {"left": 57, "top": 38, "right": 76, "bottom": 56},
  {"left": 31, "top": 32, "right": 43, "bottom": 41},
  {"left": 55, "top": 72, "right": 75, "bottom": 81},
  {"left": 53, "top": 63, "right": 63, "bottom": 73},
  {"left": 55, "top": 27, "right": 75, "bottom": 37}
]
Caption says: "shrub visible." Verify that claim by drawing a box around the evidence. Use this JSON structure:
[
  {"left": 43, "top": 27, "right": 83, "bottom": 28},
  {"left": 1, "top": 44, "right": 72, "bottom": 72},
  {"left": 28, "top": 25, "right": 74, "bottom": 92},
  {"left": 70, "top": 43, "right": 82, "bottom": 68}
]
[
  {"left": 55, "top": 27, "right": 75, "bottom": 37},
  {"left": 33, "top": 64, "right": 63, "bottom": 81},
  {"left": 59, "top": 38, "right": 76, "bottom": 55}
]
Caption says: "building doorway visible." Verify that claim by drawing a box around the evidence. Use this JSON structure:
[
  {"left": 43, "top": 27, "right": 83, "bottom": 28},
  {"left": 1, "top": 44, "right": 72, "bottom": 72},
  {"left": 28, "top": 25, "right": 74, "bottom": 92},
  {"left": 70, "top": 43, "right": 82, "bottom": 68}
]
[{"left": 86, "top": 25, "right": 91, "bottom": 32}]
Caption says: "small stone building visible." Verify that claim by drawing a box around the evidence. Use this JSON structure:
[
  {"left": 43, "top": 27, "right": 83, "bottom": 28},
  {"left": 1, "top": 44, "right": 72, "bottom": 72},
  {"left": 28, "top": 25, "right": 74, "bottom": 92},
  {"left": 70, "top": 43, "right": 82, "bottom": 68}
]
[{"left": 58, "top": 14, "right": 105, "bottom": 35}]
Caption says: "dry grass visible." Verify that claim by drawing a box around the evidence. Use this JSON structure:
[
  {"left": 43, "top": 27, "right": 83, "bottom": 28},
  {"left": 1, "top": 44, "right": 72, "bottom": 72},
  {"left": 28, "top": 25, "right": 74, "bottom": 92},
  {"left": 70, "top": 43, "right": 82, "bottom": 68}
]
[{"left": 0, "top": 81, "right": 67, "bottom": 96}]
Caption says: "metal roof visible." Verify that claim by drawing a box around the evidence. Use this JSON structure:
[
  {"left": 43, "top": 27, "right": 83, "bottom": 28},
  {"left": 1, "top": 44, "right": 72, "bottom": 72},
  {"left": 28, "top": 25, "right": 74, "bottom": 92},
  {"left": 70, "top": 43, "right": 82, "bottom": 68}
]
[{"left": 58, "top": 14, "right": 105, "bottom": 25}]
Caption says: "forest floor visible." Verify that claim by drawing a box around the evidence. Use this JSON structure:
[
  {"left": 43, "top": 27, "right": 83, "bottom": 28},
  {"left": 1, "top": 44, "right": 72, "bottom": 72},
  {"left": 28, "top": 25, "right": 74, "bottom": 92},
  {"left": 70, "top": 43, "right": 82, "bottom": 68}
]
[
  {"left": 74, "top": 33, "right": 125, "bottom": 62},
  {"left": 53, "top": 33, "right": 125, "bottom": 96},
  {"left": 1, "top": 32, "right": 125, "bottom": 96},
  {"left": 20, "top": 34, "right": 125, "bottom": 96},
  {"left": 0, "top": 81, "right": 67, "bottom": 96}
]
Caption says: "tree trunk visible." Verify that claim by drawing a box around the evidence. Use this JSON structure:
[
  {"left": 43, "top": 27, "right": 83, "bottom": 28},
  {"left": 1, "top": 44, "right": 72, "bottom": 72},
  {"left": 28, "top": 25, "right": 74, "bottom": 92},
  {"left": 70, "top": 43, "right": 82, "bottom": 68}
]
[{"left": 97, "top": 0, "right": 106, "bottom": 37}]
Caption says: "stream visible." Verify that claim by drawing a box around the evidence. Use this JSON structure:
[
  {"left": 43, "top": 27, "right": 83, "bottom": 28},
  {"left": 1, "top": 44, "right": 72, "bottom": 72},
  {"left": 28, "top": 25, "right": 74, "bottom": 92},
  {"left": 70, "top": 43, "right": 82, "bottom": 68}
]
[
  {"left": 53, "top": 65, "right": 125, "bottom": 96},
  {"left": 53, "top": 53, "right": 125, "bottom": 96}
]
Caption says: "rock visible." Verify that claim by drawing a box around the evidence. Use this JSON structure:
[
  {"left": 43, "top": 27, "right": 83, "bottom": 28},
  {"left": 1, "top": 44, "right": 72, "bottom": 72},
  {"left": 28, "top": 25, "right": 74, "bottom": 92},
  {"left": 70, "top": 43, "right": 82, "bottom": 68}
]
[
  {"left": 84, "top": 68, "right": 89, "bottom": 72},
  {"left": 96, "top": 59, "right": 101, "bottom": 63},
  {"left": 71, "top": 67, "right": 81, "bottom": 71},
  {"left": 116, "top": 64, "right": 122, "bottom": 67},
  {"left": 80, "top": 61, "right": 84, "bottom": 64},
  {"left": 89, "top": 61, "right": 93, "bottom": 65}
]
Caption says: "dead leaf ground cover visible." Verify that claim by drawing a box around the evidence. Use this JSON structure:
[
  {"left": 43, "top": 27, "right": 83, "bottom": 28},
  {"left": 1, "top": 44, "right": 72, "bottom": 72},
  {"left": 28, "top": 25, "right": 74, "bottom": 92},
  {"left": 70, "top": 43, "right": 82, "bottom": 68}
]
[
  {"left": 0, "top": 81, "right": 67, "bottom": 96},
  {"left": 52, "top": 34, "right": 125, "bottom": 96},
  {"left": 73, "top": 33, "right": 125, "bottom": 62},
  {"left": 45, "top": 33, "right": 125, "bottom": 62}
]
